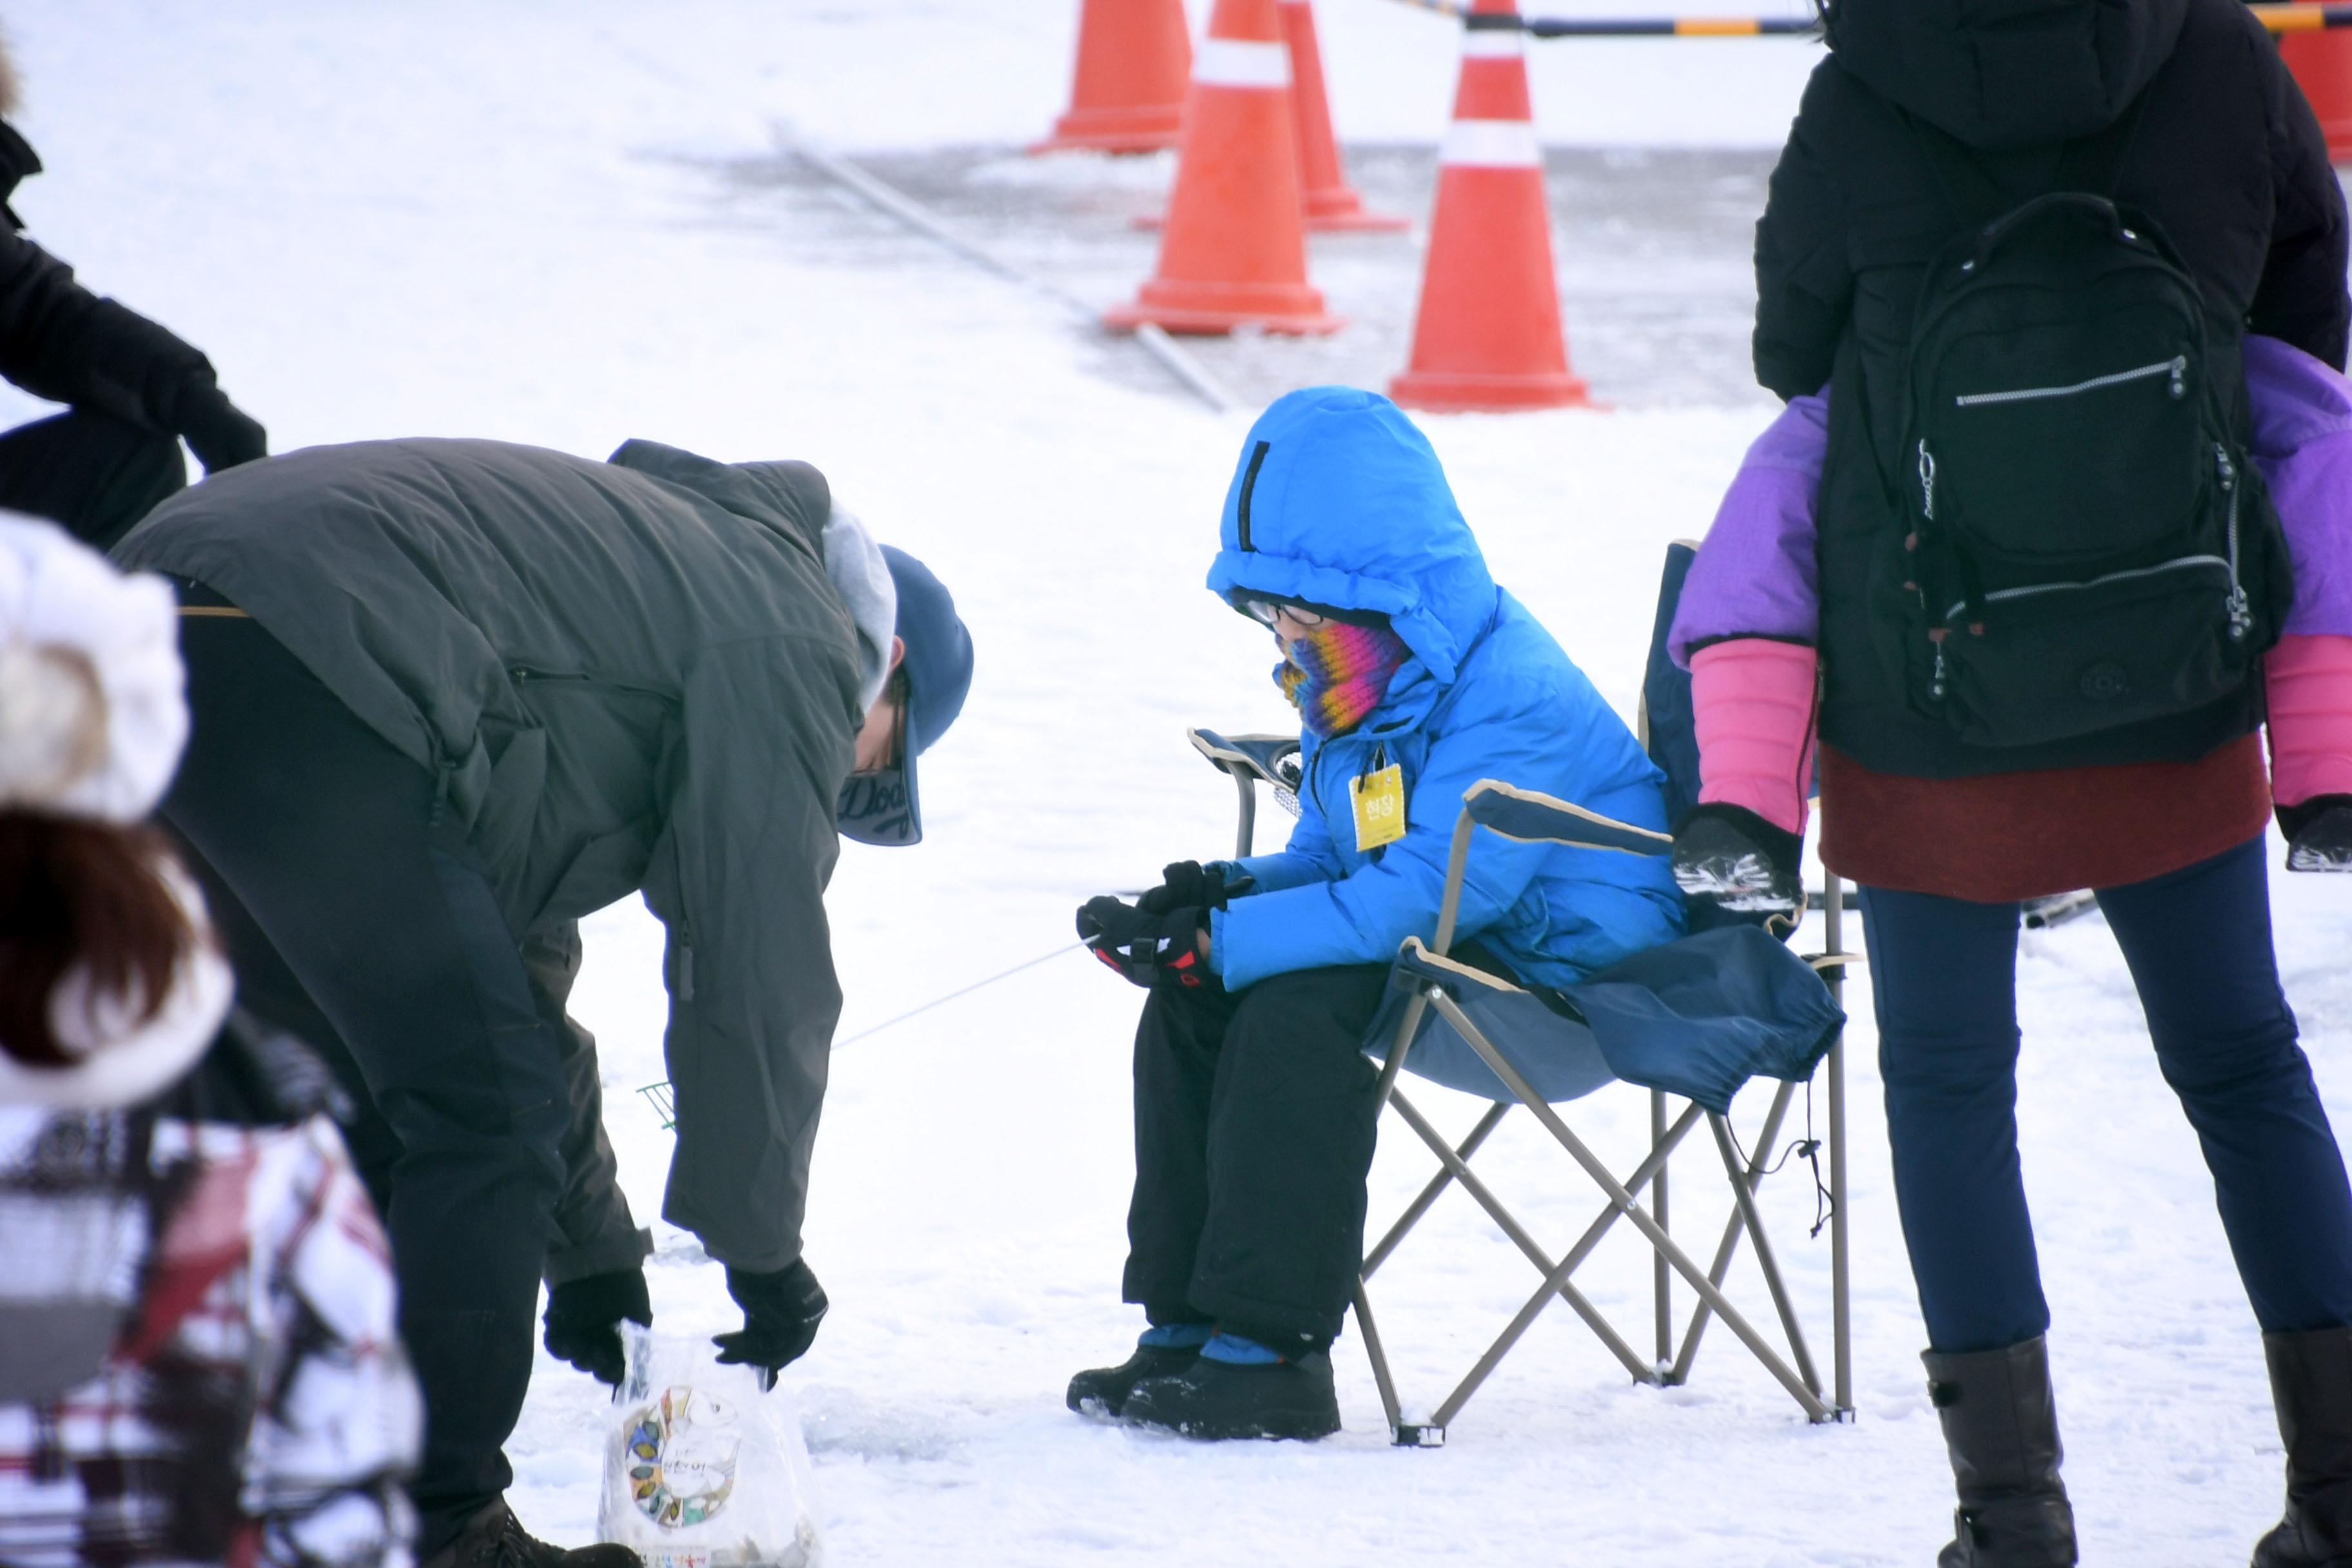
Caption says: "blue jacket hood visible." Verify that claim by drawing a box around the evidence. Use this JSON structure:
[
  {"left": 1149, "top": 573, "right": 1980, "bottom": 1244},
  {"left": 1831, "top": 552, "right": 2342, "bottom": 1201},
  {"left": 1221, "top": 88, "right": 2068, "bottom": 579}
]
[{"left": 1205, "top": 388, "right": 1496, "bottom": 683}]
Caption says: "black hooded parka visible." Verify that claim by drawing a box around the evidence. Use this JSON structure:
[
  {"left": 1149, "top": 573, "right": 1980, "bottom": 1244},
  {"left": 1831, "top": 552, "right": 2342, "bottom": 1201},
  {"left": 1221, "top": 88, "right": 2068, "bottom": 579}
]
[{"left": 1757, "top": 0, "right": 2350, "bottom": 779}]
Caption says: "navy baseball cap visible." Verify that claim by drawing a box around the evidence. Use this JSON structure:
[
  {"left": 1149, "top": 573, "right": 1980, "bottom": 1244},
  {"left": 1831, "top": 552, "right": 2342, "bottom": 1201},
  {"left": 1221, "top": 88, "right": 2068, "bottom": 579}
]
[{"left": 836, "top": 546, "right": 972, "bottom": 847}]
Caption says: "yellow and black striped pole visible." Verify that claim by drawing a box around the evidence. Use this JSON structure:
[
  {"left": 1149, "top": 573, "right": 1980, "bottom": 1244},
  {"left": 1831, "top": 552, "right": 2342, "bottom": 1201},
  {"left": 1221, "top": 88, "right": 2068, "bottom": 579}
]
[{"left": 1380, "top": 0, "right": 2352, "bottom": 35}]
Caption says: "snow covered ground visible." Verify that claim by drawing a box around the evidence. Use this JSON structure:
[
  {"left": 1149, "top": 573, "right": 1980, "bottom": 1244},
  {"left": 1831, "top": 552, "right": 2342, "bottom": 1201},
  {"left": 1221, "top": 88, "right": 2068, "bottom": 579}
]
[{"left": 8, "top": 2, "right": 2352, "bottom": 1562}]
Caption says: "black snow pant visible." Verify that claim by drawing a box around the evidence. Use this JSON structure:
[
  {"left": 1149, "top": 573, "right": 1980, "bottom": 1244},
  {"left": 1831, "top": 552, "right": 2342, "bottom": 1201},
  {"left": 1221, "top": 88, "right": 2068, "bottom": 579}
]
[
  {"left": 0, "top": 408, "right": 184, "bottom": 551},
  {"left": 159, "top": 602, "right": 570, "bottom": 1556},
  {"left": 1123, "top": 963, "right": 1393, "bottom": 1348}
]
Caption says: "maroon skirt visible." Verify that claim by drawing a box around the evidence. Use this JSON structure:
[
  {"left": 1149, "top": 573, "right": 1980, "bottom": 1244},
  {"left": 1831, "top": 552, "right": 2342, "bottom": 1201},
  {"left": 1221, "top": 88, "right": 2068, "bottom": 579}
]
[{"left": 1818, "top": 733, "right": 2273, "bottom": 903}]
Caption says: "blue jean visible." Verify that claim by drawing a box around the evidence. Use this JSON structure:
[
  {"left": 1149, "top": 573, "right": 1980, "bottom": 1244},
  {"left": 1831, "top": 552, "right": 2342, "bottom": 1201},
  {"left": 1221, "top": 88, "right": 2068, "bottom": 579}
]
[{"left": 1860, "top": 837, "right": 2352, "bottom": 1353}]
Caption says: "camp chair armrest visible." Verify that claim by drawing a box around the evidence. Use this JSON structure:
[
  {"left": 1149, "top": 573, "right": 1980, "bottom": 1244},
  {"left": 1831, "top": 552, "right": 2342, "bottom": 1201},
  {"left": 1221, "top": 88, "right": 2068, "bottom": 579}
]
[
  {"left": 1461, "top": 780, "right": 1674, "bottom": 858},
  {"left": 1188, "top": 727, "right": 1302, "bottom": 792},
  {"left": 1431, "top": 783, "right": 1672, "bottom": 956}
]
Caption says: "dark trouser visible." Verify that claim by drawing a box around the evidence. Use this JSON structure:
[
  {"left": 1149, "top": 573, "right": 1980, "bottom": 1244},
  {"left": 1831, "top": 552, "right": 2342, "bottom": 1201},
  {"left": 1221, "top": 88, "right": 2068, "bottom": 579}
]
[
  {"left": 0, "top": 409, "right": 184, "bottom": 551},
  {"left": 160, "top": 611, "right": 569, "bottom": 1554},
  {"left": 1861, "top": 836, "right": 2352, "bottom": 1354},
  {"left": 1124, "top": 963, "right": 1391, "bottom": 1347}
]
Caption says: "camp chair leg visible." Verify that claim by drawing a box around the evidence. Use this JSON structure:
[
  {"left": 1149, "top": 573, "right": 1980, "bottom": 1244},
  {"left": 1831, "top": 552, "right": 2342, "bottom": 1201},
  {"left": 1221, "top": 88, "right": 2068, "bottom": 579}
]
[
  {"left": 1363, "top": 1102, "right": 1511, "bottom": 1282},
  {"left": 1825, "top": 874, "right": 1855, "bottom": 1418},
  {"left": 1351, "top": 1282, "right": 1438, "bottom": 1446},
  {"left": 1386, "top": 1090, "right": 1661, "bottom": 1387},
  {"left": 1652, "top": 1088, "right": 1672, "bottom": 1369},
  {"left": 1667, "top": 1083, "right": 1798, "bottom": 1386},
  {"left": 1426, "top": 1102, "right": 1707, "bottom": 1429},
  {"left": 1426, "top": 989, "right": 1835, "bottom": 1422},
  {"left": 1707, "top": 1111, "right": 1822, "bottom": 1398}
]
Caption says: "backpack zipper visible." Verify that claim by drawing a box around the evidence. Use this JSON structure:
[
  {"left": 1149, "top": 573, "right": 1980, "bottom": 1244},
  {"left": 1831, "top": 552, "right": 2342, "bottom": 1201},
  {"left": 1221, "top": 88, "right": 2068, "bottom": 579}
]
[
  {"left": 1952, "top": 355, "right": 2186, "bottom": 408},
  {"left": 2217, "top": 444, "right": 2250, "bottom": 642},
  {"left": 1939, "top": 553, "right": 2232, "bottom": 625}
]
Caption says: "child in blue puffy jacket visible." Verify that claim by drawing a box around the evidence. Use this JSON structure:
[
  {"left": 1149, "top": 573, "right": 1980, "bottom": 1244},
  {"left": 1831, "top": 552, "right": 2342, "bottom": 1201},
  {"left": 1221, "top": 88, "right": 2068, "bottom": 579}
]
[{"left": 1070, "top": 388, "right": 1683, "bottom": 1440}]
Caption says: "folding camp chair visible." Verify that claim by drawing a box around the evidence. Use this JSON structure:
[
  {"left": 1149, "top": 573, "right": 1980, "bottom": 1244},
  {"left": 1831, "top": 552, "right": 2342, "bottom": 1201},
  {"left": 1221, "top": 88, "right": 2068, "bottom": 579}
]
[{"left": 1190, "top": 542, "right": 1856, "bottom": 1447}]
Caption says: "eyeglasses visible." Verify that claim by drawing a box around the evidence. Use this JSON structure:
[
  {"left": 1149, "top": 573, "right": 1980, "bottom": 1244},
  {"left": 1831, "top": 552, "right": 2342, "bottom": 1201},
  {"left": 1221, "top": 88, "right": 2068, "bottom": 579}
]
[{"left": 1239, "top": 598, "right": 1329, "bottom": 631}]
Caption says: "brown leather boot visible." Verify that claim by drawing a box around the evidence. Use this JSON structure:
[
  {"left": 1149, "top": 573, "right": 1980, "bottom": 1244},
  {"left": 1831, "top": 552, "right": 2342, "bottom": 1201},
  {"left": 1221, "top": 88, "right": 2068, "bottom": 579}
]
[{"left": 1922, "top": 1337, "right": 2077, "bottom": 1567}]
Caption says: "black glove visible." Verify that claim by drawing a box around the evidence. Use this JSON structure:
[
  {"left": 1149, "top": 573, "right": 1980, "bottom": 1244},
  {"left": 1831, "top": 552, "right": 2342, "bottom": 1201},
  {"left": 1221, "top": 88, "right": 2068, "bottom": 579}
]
[
  {"left": 172, "top": 380, "right": 268, "bottom": 474},
  {"left": 1076, "top": 895, "right": 1209, "bottom": 988},
  {"left": 542, "top": 1267, "right": 651, "bottom": 1388},
  {"left": 1671, "top": 803, "right": 1803, "bottom": 914},
  {"left": 1136, "top": 860, "right": 1255, "bottom": 914},
  {"left": 2281, "top": 794, "right": 2352, "bottom": 873},
  {"left": 712, "top": 1259, "right": 827, "bottom": 1391}
]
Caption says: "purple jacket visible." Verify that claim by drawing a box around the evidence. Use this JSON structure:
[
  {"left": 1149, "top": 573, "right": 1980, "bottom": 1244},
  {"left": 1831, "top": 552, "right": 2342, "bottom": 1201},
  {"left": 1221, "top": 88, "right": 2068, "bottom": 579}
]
[{"left": 1670, "top": 335, "right": 2352, "bottom": 664}]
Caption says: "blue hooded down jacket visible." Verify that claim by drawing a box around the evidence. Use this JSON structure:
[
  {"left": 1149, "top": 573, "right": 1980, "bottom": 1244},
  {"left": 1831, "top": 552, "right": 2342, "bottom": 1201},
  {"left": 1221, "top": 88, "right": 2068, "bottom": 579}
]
[{"left": 1206, "top": 389, "right": 1685, "bottom": 992}]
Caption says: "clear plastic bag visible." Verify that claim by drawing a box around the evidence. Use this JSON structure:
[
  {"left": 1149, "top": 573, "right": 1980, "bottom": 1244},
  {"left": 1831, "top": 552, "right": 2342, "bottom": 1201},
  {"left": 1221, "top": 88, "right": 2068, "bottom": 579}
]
[{"left": 598, "top": 1325, "right": 823, "bottom": 1568}]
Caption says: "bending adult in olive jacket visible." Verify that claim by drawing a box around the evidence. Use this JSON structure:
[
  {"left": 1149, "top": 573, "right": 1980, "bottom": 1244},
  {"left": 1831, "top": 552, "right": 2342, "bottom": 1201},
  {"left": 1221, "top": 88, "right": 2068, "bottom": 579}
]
[
  {"left": 114, "top": 437, "right": 879, "bottom": 1559},
  {"left": 0, "top": 43, "right": 266, "bottom": 546}
]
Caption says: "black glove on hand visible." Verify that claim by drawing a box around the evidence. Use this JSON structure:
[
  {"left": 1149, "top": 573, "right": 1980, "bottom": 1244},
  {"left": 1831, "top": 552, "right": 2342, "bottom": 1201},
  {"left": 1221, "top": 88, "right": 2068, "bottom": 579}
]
[
  {"left": 1136, "top": 860, "right": 1256, "bottom": 914},
  {"left": 1671, "top": 803, "right": 1803, "bottom": 914},
  {"left": 2281, "top": 794, "right": 2352, "bottom": 873},
  {"left": 712, "top": 1259, "right": 827, "bottom": 1391},
  {"left": 1076, "top": 895, "right": 1208, "bottom": 988},
  {"left": 542, "top": 1267, "right": 651, "bottom": 1388},
  {"left": 172, "top": 380, "right": 268, "bottom": 474}
]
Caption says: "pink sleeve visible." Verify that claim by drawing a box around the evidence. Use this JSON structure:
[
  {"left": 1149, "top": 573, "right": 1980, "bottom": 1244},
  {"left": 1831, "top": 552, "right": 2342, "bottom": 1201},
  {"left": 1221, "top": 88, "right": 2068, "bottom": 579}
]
[
  {"left": 1690, "top": 638, "right": 1818, "bottom": 837},
  {"left": 2268, "top": 633, "right": 2352, "bottom": 808}
]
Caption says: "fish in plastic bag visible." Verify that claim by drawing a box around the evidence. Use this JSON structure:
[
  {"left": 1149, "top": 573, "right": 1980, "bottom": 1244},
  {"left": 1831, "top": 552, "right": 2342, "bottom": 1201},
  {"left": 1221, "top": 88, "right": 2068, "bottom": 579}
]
[{"left": 598, "top": 1324, "right": 822, "bottom": 1568}]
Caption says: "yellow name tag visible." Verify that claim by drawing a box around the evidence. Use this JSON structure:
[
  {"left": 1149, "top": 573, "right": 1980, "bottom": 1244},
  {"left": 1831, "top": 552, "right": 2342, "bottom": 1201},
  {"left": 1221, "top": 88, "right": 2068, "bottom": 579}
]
[{"left": 1351, "top": 763, "right": 1407, "bottom": 852}]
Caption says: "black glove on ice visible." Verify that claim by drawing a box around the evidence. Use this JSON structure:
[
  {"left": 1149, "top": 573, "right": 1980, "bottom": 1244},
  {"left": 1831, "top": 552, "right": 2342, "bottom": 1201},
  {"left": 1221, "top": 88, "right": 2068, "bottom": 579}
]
[
  {"left": 1077, "top": 896, "right": 1209, "bottom": 988},
  {"left": 2281, "top": 794, "right": 2352, "bottom": 873},
  {"left": 712, "top": 1259, "right": 828, "bottom": 1391},
  {"left": 1671, "top": 803, "right": 1803, "bottom": 915},
  {"left": 542, "top": 1267, "right": 652, "bottom": 1388},
  {"left": 1137, "top": 860, "right": 1255, "bottom": 914},
  {"left": 172, "top": 380, "right": 268, "bottom": 474}
]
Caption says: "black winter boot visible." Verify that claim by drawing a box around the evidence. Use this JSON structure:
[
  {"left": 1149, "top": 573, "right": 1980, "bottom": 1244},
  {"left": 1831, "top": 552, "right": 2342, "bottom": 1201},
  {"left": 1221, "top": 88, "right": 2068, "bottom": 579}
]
[
  {"left": 1066, "top": 1344, "right": 1201, "bottom": 1420},
  {"left": 2253, "top": 1326, "right": 2352, "bottom": 1567},
  {"left": 418, "top": 1500, "right": 641, "bottom": 1568},
  {"left": 1922, "top": 1338, "right": 2077, "bottom": 1567},
  {"left": 1122, "top": 1346, "right": 1340, "bottom": 1441}
]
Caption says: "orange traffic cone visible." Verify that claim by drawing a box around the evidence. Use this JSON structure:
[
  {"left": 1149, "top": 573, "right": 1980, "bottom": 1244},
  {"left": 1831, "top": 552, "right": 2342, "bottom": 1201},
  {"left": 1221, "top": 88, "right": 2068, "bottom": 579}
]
[
  {"left": 1032, "top": 0, "right": 1194, "bottom": 155},
  {"left": 1106, "top": 0, "right": 1344, "bottom": 335},
  {"left": 1281, "top": 0, "right": 1408, "bottom": 231},
  {"left": 1389, "top": 0, "right": 1591, "bottom": 412},
  {"left": 2281, "top": 0, "right": 2352, "bottom": 163}
]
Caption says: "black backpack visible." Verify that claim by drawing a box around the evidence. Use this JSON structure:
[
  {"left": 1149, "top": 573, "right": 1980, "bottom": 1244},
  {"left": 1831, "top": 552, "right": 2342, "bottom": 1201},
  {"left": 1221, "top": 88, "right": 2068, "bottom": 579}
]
[{"left": 1893, "top": 108, "right": 2290, "bottom": 749}]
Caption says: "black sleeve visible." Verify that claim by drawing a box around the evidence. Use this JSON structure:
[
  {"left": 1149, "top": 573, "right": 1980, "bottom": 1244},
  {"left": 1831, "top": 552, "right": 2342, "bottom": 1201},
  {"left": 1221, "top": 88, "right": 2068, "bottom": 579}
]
[
  {"left": 1753, "top": 62, "right": 1856, "bottom": 402},
  {"left": 2250, "top": 35, "right": 2351, "bottom": 369},
  {"left": 0, "top": 226, "right": 219, "bottom": 430}
]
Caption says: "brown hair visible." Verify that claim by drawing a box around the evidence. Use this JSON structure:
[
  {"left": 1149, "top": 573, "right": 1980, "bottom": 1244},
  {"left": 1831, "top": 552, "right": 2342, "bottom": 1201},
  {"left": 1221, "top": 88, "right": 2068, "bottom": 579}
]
[{"left": 0, "top": 814, "right": 201, "bottom": 1066}]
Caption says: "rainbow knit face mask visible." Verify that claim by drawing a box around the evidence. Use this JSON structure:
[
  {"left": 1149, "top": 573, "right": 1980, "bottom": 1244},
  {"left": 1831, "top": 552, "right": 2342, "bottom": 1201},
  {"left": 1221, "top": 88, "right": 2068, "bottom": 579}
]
[{"left": 1275, "top": 619, "right": 1413, "bottom": 738}]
